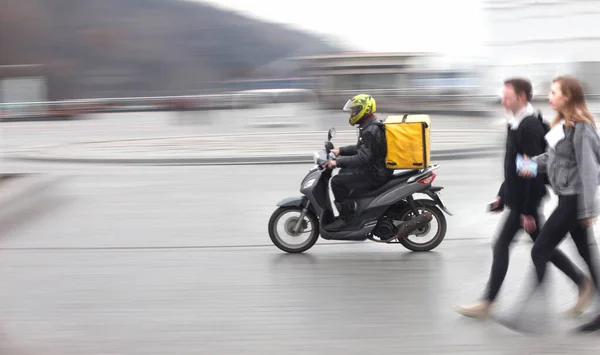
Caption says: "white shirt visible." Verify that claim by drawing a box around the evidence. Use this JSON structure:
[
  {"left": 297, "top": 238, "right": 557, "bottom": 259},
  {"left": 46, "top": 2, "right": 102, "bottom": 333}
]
[
  {"left": 506, "top": 103, "right": 535, "bottom": 130},
  {"left": 545, "top": 119, "right": 565, "bottom": 150}
]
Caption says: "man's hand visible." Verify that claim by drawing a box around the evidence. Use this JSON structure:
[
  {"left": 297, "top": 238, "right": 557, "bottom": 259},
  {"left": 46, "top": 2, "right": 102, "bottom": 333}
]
[
  {"left": 521, "top": 214, "right": 537, "bottom": 233},
  {"left": 331, "top": 149, "right": 341, "bottom": 157},
  {"left": 489, "top": 196, "right": 503, "bottom": 213},
  {"left": 323, "top": 160, "right": 337, "bottom": 169}
]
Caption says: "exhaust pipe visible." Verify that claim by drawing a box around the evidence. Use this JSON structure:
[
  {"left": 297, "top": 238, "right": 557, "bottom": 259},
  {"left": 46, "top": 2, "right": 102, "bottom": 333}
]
[{"left": 385, "top": 211, "right": 433, "bottom": 242}]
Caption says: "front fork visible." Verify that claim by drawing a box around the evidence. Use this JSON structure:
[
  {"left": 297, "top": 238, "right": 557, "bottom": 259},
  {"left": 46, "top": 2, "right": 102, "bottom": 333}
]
[{"left": 293, "top": 200, "right": 311, "bottom": 234}]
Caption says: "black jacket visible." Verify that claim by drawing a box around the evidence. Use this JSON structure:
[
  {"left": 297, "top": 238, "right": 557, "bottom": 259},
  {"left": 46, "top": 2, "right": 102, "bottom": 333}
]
[
  {"left": 498, "top": 114, "right": 548, "bottom": 215},
  {"left": 336, "top": 116, "right": 392, "bottom": 185}
]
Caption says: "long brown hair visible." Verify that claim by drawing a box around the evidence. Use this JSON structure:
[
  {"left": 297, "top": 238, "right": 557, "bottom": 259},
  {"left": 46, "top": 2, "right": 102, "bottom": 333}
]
[{"left": 552, "top": 76, "right": 596, "bottom": 129}]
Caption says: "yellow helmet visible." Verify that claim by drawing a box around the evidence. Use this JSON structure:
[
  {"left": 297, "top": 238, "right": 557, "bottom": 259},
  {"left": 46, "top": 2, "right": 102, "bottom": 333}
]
[{"left": 343, "top": 94, "right": 376, "bottom": 126}]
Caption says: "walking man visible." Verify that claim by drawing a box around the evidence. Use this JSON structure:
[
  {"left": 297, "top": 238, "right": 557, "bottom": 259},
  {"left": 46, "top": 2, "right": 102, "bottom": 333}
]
[{"left": 454, "top": 78, "right": 592, "bottom": 318}]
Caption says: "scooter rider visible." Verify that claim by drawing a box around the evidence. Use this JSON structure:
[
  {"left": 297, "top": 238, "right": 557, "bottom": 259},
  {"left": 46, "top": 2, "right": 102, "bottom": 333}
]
[{"left": 323, "top": 94, "right": 393, "bottom": 231}]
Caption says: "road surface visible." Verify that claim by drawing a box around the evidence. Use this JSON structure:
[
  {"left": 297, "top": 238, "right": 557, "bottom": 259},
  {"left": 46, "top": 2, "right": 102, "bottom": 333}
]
[{"left": 0, "top": 158, "right": 599, "bottom": 354}]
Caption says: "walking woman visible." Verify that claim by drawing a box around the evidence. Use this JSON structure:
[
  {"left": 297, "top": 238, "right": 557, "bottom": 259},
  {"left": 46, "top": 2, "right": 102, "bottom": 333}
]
[
  {"left": 517, "top": 76, "right": 600, "bottom": 333},
  {"left": 455, "top": 78, "right": 591, "bottom": 319}
]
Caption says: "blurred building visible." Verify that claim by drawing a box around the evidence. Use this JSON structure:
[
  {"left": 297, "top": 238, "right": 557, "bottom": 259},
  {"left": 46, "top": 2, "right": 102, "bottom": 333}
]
[
  {"left": 483, "top": 0, "right": 600, "bottom": 98},
  {"left": 291, "top": 52, "right": 483, "bottom": 113},
  {"left": 216, "top": 77, "right": 320, "bottom": 91}
]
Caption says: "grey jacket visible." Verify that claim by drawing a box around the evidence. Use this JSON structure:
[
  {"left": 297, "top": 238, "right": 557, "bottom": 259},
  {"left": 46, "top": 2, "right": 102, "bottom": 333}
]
[{"left": 533, "top": 121, "right": 600, "bottom": 219}]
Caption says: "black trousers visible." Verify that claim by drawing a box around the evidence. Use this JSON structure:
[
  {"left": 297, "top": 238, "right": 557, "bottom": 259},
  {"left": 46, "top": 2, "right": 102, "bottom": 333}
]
[
  {"left": 531, "top": 195, "right": 600, "bottom": 294},
  {"left": 484, "top": 207, "right": 585, "bottom": 302},
  {"left": 331, "top": 169, "right": 377, "bottom": 214}
]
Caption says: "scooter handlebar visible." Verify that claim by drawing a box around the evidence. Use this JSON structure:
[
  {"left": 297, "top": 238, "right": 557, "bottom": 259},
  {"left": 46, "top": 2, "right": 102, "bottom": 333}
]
[{"left": 315, "top": 152, "right": 336, "bottom": 171}]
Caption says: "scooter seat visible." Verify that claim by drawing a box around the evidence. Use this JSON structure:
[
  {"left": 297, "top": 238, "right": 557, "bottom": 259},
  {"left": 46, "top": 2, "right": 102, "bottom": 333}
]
[
  {"left": 356, "top": 169, "right": 421, "bottom": 198},
  {"left": 391, "top": 169, "right": 420, "bottom": 180}
]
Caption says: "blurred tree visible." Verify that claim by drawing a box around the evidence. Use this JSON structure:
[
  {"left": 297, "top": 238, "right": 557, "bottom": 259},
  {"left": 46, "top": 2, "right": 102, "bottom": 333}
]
[{"left": 0, "top": 0, "right": 340, "bottom": 99}]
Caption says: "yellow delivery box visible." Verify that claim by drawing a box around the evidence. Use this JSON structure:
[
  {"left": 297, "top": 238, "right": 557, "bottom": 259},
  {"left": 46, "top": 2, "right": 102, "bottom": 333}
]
[{"left": 383, "top": 114, "right": 431, "bottom": 169}]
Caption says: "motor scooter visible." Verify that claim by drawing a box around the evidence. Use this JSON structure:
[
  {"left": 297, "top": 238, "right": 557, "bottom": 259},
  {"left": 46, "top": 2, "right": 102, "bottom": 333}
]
[{"left": 268, "top": 127, "right": 451, "bottom": 253}]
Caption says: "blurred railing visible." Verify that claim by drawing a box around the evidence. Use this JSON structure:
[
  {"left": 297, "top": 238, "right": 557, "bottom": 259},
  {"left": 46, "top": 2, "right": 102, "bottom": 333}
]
[{"left": 3, "top": 90, "right": 599, "bottom": 120}]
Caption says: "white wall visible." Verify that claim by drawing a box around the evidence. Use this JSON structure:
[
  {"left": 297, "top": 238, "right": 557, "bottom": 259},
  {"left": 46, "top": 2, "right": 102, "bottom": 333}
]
[
  {"left": 484, "top": 0, "right": 600, "bottom": 63},
  {"left": 0, "top": 77, "right": 47, "bottom": 104},
  {"left": 0, "top": 77, "right": 48, "bottom": 115},
  {"left": 482, "top": 0, "right": 600, "bottom": 94}
]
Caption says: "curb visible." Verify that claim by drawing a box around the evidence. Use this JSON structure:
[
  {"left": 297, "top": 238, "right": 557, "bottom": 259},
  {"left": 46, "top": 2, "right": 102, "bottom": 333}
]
[
  {"left": 6, "top": 147, "right": 503, "bottom": 166},
  {"left": 0, "top": 174, "right": 65, "bottom": 207},
  {"left": 10, "top": 128, "right": 503, "bottom": 147},
  {"left": 0, "top": 174, "right": 69, "bottom": 234},
  {"left": 0, "top": 108, "right": 497, "bottom": 121}
]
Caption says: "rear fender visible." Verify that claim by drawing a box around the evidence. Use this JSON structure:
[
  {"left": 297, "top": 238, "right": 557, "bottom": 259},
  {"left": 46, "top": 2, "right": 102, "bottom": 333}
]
[{"left": 422, "top": 187, "right": 452, "bottom": 216}]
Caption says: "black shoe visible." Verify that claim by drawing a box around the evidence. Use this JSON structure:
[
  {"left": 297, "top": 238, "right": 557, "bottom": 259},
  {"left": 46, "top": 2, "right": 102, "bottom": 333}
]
[
  {"left": 326, "top": 217, "right": 348, "bottom": 231},
  {"left": 575, "top": 314, "right": 600, "bottom": 333},
  {"left": 493, "top": 312, "right": 543, "bottom": 336},
  {"left": 493, "top": 287, "right": 550, "bottom": 336}
]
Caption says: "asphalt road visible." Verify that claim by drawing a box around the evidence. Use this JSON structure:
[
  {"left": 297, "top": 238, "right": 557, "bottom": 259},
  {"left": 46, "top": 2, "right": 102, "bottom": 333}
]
[
  {"left": 1, "top": 158, "right": 504, "bottom": 248},
  {"left": 1, "top": 157, "right": 600, "bottom": 354}
]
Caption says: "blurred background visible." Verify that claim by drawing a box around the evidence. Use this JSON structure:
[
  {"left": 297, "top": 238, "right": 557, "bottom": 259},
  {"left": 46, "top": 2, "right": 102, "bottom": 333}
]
[
  {"left": 2, "top": 0, "right": 600, "bottom": 120},
  {"left": 2, "top": 1, "right": 600, "bottom": 354}
]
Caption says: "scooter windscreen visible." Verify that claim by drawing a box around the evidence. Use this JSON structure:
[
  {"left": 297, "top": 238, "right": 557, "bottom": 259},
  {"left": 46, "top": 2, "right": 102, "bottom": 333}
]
[{"left": 313, "top": 150, "right": 328, "bottom": 165}]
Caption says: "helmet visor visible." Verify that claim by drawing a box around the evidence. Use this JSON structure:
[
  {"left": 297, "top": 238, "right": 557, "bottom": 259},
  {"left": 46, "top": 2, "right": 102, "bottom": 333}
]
[
  {"left": 343, "top": 99, "right": 362, "bottom": 117},
  {"left": 342, "top": 99, "right": 353, "bottom": 112}
]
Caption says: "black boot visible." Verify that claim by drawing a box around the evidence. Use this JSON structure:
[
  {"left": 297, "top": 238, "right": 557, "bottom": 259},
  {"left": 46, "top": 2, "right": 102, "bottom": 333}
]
[{"left": 326, "top": 217, "right": 349, "bottom": 231}]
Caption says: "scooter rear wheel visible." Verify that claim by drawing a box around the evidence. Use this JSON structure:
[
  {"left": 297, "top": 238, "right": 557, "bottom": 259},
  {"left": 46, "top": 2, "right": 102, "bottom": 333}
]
[
  {"left": 268, "top": 207, "right": 320, "bottom": 253},
  {"left": 397, "top": 200, "right": 447, "bottom": 252}
]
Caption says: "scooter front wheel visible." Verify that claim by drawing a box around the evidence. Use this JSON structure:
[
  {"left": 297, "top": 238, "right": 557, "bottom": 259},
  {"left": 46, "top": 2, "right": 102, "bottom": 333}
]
[{"left": 268, "top": 206, "right": 320, "bottom": 253}]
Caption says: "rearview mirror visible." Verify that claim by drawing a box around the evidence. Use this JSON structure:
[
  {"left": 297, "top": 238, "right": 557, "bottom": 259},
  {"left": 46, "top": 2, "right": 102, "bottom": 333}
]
[{"left": 328, "top": 127, "right": 336, "bottom": 141}]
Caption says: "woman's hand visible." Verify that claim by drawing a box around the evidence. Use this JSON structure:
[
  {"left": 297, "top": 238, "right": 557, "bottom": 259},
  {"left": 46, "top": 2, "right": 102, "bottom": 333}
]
[
  {"left": 518, "top": 154, "right": 534, "bottom": 178},
  {"left": 581, "top": 218, "right": 596, "bottom": 227},
  {"left": 518, "top": 168, "right": 533, "bottom": 178}
]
